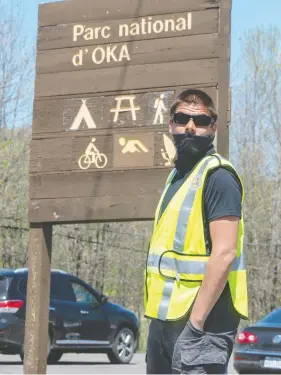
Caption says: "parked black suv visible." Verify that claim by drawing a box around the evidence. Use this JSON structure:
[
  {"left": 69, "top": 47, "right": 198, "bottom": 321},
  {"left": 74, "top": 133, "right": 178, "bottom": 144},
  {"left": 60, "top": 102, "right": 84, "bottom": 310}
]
[{"left": 0, "top": 268, "right": 139, "bottom": 364}]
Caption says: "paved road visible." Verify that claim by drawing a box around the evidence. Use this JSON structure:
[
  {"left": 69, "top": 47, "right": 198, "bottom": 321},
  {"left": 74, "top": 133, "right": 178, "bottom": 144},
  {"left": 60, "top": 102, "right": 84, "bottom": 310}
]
[{"left": 0, "top": 353, "right": 237, "bottom": 374}]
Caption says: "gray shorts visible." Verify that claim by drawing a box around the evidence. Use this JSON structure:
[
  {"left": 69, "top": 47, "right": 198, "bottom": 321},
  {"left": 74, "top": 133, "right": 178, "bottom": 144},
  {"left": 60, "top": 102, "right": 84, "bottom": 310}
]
[
  {"left": 146, "top": 318, "right": 237, "bottom": 374},
  {"left": 146, "top": 284, "right": 240, "bottom": 374},
  {"left": 171, "top": 320, "right": 235, "bottom": 374}
]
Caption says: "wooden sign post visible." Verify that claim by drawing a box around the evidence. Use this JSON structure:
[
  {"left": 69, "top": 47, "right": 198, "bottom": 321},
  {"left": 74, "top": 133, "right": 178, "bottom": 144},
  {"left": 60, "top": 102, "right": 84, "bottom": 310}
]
[{"left": 24, "top": 0, "right": 231, "bottom": 373}]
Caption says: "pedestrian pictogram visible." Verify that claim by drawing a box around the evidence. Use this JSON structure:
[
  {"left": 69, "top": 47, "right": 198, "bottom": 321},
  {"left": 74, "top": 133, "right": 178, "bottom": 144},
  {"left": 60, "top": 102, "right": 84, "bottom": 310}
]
[
  {"left": 119, "top": 137, "right": 149, "bottom": 154},
  {"left": 153, "top": 93, "right": 167, "bottom": 124},
  {"left": 110, "top": 95, "right": 140, "bottom": 122},
  {"left": 70, "top": 99, "right": 97, "bottom": 130},
  {"left": 78, "top": 137, "right": 107, "bottom": 169}
]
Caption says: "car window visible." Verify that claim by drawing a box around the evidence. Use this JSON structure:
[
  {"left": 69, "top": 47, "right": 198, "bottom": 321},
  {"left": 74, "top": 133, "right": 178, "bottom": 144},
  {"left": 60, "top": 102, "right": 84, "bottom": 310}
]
[
  {"left": 70, "top": 281, "right": 100, "bottom": 306},
  {"left": 50, "top": 275, "right": 76, "bottom": 302},
  {"left": 260, "top": 309, "right": 281, "bottom": 323},
  {"left": 18, "top": 277, "right": 27, "bottom": 296},
  {"left": 17, "top": 274, "right": 76, "bottom": 302},
  {"left": 0, "top": 276, "right": 12, "bottom": 300}
]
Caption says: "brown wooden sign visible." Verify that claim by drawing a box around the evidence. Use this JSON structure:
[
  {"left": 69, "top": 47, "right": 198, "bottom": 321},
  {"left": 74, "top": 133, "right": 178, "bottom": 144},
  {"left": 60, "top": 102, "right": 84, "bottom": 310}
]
[{"left": 29, "top": 0, "right": 231, "bottom": 224}]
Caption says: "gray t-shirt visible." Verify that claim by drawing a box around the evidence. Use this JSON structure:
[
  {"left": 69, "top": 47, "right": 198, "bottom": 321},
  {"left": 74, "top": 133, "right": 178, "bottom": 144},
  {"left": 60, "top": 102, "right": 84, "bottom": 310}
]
[{"left": 159, "top": 167, "right": 242, "bottom": 225}]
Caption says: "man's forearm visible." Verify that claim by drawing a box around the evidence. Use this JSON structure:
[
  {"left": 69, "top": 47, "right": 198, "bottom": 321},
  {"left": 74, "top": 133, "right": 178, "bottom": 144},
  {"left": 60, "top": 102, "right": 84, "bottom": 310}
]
[{"left": 190, "top": 250, "right": 236, "bottom": 329}]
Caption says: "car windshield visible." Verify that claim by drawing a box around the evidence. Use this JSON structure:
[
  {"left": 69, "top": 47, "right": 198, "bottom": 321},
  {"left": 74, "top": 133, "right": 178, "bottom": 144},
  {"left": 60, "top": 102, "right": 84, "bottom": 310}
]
[
  {"left": 0, "top": 275, "right": 12, "bottom": 300},
  {"left": 260, "top": 309, "right": 281, "bottom": 323}
]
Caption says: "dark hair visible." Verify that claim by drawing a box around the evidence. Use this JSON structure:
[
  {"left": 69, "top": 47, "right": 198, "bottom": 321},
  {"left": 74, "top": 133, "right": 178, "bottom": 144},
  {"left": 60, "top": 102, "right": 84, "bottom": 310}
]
[{"left": 170, "top": 89, "right": 218, "bottom": 122}]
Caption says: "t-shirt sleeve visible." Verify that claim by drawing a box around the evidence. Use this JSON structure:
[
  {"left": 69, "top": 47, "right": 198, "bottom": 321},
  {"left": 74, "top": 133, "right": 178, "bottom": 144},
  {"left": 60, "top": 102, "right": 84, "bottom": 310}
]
[{"left": 204, "top": 168, "right": 242, "bottom": 222}]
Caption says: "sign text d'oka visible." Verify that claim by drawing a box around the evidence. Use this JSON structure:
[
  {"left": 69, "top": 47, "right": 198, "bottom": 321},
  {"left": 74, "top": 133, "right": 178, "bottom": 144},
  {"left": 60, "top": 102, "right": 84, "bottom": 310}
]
[{"left": 72, "top": 13, "right": 192, "bottom": 67}]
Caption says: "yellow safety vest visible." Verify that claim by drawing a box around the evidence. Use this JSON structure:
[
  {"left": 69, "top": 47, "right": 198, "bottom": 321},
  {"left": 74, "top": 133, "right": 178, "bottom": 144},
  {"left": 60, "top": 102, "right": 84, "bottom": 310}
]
[{"left": 144, "top": 153, "right": 248, "bottom": 321}]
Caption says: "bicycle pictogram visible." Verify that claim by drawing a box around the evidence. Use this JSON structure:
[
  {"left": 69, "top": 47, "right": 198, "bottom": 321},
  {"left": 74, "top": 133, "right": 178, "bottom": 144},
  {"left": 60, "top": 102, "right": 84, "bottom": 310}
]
[{"left": 78, "top": 137, "right": 108, "bottom": 170}]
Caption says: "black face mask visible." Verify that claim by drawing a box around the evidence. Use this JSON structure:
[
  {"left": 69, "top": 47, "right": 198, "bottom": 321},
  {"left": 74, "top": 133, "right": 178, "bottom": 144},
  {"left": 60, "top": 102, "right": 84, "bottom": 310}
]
[{"left": 172, "top": 133, "right": 215, "bottom": 167}]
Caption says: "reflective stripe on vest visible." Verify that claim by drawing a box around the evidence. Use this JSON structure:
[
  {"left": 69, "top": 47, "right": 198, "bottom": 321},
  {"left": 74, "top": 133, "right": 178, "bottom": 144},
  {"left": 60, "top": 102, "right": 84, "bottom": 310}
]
[
  {"left": 174, "top": 157, "right": 211, "bottom": 250},
  {"left": 147, "top": 251, "right": 245, "bottom": 278},
  {"left": 156, "top": 157, "right": 211, "bottom": 320}
]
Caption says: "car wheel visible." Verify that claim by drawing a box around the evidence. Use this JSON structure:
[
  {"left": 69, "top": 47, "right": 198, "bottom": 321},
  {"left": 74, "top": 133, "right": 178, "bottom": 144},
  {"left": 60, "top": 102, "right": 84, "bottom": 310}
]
[
  {"left": 47, "top": 351, "right": 63, "bottom": 364},
  {"left": 107, "top": 327, "right": 135, "bottom": 364},
  {"left": 20, "top": 334, "right": 62, "bottom": 364}
]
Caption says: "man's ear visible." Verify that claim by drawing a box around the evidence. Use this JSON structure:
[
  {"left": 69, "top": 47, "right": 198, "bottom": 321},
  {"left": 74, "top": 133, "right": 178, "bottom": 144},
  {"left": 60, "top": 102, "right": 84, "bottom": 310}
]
[{"left": 211, "top": 122, "right": 217, "bottom": 133}]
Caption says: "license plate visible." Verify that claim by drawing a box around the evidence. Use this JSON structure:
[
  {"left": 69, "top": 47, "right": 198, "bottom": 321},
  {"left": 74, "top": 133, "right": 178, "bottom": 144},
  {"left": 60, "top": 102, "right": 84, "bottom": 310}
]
[{"left": 264, "top": 357, "right": 281, "bottom": 369}]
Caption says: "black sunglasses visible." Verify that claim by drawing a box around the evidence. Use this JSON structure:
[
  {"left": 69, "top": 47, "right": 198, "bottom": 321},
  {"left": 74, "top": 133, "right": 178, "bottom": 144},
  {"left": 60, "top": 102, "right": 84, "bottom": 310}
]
[{"left": 173, "top": 112, "right": 214, "bottom": 127}]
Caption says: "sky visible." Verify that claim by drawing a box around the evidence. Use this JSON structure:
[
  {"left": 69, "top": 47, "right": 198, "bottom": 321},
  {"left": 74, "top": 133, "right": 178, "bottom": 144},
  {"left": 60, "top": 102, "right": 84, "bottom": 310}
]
[{"left": 22, "top": 0, "right": 281, "bottom": 70}]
